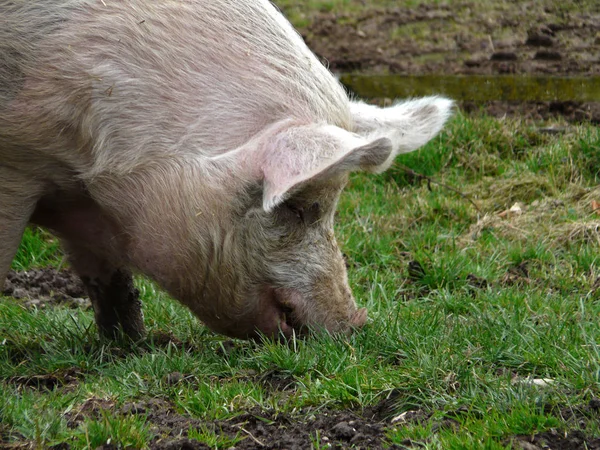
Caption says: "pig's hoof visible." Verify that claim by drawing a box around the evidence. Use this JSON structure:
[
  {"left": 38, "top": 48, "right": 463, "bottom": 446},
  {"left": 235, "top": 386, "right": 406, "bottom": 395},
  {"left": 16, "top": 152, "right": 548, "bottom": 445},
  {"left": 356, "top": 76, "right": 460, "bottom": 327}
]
[
  {"left": 99, "top": 323, "right": 146, "bottom": 341},
  {"left": 351, "top": 307, "right": 368, "bottom": 328},
  {"left": 86, "top": 270, "right": 146, "bottom": 340}
]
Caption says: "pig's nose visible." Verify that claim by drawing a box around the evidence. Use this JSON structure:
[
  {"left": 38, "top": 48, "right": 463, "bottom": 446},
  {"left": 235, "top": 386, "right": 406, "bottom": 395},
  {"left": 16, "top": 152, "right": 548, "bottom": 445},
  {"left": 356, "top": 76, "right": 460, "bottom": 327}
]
[{"left": 351, "top": 307, "right": 368, "bottom": 328}]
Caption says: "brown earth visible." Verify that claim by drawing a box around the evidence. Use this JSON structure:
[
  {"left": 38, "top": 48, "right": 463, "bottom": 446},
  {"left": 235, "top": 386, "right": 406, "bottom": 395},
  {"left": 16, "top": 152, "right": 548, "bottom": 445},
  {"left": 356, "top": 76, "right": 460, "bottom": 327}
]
[
  {"left": 299, "top": 4, "right": 600, "bottom": 77},
  {"left": 41, "top": 394, "right": 599, "bottom": 450},
  {"left": 2, "top": 401, "right": 598, "bottom": 450},
  {"left": 73, "top": 399, "right": 389, "bottom": 450},
  {"left": 2, "top": 268, "right": 89, "bottom": 309},
  {"left": 292, "top": 2, "right": 600, "bottom": 122},
  {"left": 461, "top": 100, "right": 600, "bottom": 124}
]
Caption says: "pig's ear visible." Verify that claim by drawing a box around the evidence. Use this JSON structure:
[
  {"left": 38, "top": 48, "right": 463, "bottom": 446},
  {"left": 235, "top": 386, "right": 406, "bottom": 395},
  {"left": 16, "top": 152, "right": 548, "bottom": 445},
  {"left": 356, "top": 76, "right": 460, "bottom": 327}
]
[
  {"left": 349, "top": 96, "right": 454, "bottom": 172},
  {"left": 258, "top": 97, "right": 452, "bottom": 211},
  {"left": 259, "top": 124, "right": 394, "bottom": 211}
]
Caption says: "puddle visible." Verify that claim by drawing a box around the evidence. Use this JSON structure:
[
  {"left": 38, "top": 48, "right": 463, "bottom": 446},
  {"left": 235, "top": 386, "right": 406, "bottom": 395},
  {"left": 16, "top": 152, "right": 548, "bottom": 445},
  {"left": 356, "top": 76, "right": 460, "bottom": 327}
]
[{"left": 340, "top": 74, "right": 600, "bottom": 102}]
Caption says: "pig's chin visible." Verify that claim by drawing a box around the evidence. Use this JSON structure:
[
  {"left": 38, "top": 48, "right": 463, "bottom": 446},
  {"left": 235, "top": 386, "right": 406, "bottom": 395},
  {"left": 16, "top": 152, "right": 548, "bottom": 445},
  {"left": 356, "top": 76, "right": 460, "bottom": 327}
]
[{"left": 204, "top": 287, "right": 301, "bottom": 340}]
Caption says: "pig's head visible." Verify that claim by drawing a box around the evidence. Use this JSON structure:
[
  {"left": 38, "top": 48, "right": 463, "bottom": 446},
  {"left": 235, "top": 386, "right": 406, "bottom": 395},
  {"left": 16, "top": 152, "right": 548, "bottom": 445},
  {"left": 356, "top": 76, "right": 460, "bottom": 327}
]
[{"left": 189, "top": 97, "right": 453, "bottom": 340}]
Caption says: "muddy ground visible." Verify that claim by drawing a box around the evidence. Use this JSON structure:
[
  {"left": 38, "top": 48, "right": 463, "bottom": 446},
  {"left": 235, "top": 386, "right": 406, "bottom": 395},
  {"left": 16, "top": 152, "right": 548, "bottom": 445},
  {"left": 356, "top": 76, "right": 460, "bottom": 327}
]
[
  {"left": 2, "top": 269, "right": 88, "bottom": 310},
  {"left": 298, "top": 3, "right": 600, "bottom": 77},
  {"left": 5, "top": 270, "right": 600, "bottom": 449},
  {"left": 294, "top": 1, "right": 600, "bottom": 123},
  {"left": 60, "top": 395, "right": 600, "bottom": 450}
]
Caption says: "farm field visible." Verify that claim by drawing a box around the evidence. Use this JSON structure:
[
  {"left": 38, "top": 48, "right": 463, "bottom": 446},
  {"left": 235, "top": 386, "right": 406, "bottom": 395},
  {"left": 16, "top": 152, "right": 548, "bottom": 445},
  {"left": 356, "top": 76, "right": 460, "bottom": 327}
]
[
  {"left": 2, "top": 1, "right": 600, "bottom": 449},
  {"left": 279, "top": 0, "right": 600, "bottom": 123}
]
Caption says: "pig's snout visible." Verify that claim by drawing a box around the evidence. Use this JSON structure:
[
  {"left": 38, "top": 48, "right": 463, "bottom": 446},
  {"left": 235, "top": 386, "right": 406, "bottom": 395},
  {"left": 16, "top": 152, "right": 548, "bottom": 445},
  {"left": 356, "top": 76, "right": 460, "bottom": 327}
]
[{"left": 351, "top": 307, "right": 368, "bottom": 328}]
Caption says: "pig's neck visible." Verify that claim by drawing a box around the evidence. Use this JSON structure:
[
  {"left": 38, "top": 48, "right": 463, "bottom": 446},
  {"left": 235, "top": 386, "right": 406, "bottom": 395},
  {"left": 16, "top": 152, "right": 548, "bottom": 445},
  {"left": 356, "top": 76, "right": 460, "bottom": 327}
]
[{"left": 92, "top": 156, "right": 244, "bottom": 301}]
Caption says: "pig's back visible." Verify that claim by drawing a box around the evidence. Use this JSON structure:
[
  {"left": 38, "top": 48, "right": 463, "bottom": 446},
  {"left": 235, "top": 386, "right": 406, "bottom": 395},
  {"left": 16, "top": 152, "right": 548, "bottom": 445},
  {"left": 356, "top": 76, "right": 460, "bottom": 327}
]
[{"left": 0, "top": 0, "right": 351, "bottom": 177}]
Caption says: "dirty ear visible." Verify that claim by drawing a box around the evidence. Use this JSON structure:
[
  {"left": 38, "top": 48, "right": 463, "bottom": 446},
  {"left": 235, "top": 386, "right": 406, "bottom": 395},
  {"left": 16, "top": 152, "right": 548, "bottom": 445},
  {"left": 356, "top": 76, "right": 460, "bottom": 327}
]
[
  {"left": 258, "top": 124, "right": 394, "bottom": 211},
  {"left": 255, "top": 97, "right": 453, "bottom": 211},
  {"left": 350, "top": 96, "right": 454, "bottom": 172}
]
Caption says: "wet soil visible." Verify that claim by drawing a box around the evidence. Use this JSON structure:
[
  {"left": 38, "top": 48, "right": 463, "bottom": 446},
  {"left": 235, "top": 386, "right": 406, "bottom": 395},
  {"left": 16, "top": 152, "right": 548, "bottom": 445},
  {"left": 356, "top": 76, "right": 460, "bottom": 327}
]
[
  {"left": 9, "top": 367, "right": 85, "bottom": 392},
  {"left": 297, "top": 3, "right": 600, "bottom": 77},
  {"left": 150, "top": 406, "right": 386, "bottom": 450},
  {"left": 59, "top": 397, "right": 389, "bottom": 449},
  {"left": 291, "top": 2, "right": 600, "bottom": 122},
  {"left": 49, "top": 395, "right": 600, "bottom": 449},
  {"left": 510, "top": 431, "right": 600, "bottom": 450},
  {"left": 461, "top": 100, "right": 600, "bottom": 124},
  {"left": 2, "top": 268, "right": 89, "bottom": 309}
]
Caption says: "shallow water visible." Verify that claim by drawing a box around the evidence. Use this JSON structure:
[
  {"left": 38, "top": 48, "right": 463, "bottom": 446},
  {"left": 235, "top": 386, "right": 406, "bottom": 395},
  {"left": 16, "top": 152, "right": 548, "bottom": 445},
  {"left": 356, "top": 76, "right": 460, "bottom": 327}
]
[{"left": 339, "top": 74, "right": 600, "bottom": 102}]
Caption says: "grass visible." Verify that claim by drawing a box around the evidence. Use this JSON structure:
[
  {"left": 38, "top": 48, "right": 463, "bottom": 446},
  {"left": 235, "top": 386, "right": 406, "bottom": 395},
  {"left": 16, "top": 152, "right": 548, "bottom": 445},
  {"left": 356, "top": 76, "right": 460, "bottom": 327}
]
[
  {"left": 2, "top": 113, "right": 600, "bottom": 448},
  {"left": 10, "top": 228, "right": 63, "bottom": 271}
]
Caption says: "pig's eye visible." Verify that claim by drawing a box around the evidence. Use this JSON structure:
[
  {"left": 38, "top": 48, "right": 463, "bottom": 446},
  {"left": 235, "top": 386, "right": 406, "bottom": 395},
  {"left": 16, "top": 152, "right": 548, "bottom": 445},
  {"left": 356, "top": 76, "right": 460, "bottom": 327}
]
[
  {"left": 276, "top": 201, "right": 321, "bottom": 226},
  {"left": 284, "top": 202, "right": 305, "bottom": 223}
]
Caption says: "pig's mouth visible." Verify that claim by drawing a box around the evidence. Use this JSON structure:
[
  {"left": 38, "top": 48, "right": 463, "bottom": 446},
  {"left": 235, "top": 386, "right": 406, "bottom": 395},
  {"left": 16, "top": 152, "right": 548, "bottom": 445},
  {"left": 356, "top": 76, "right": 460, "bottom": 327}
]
[
  {"left": 253, "top": 287, "right": 306, "bottom": 340},
  {"left": 252, "top": 286, "right": 367, "bottom": 340},
  {"left": 275, "top": 302, "right": 303, "bottom": 337}
]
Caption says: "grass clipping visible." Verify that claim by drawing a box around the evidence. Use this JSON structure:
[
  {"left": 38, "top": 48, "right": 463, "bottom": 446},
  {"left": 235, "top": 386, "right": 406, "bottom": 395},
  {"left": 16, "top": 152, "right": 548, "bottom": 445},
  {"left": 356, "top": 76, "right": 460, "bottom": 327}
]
[{"left": 460, "top": 184, "right": 600, "bottom": 248}]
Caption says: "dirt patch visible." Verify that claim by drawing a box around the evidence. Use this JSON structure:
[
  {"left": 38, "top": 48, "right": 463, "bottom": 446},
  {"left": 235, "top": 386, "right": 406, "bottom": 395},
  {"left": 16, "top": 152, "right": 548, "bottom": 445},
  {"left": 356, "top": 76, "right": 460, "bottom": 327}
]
[
  {"left": 461, "top": 100, "right": 600, "bottom": 124},
  {"left": 509, "top": 401, "right": 600, "bottom": 449},
  {"left": 2, "top": 269, "right": 88, "bottom": 309},
  {"left": 65, "top": 397, "right": 118, "bottom": 428},
  {"left": 510, "top": 430, "right": 600, "bottom": 450},
  {"left": 297, "top": 4, "right": 600, "bottom": 77},
  {"left": 9, "top": 367, "right": 85, "bottom": 392},
  {"left": 151, "top": 408, "right": 388, "bottom": 450},
  {"left": 64, "top": 397, "right": 391, "bottom": 449},
  {"left": 56, "top": 395, "right": 600, "bottom": 449},
  {"left": 290, "top": 3, "right": 600, "bottom": 122}
]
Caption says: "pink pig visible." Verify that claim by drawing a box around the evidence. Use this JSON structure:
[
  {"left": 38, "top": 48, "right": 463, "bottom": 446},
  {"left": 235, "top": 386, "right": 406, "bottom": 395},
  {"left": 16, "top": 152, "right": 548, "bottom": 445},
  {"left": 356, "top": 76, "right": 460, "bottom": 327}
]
[{"left": 0, "top": 1, "right": 452, "bottom": 339}]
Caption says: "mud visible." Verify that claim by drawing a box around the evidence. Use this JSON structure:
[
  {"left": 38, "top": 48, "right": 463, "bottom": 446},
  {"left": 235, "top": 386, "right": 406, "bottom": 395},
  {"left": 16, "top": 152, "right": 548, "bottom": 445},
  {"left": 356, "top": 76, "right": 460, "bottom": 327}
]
[
  {"left": 2, "top": 268, "right": 88, "bottom": 309},
  {"left": 511, "top": 431, "right": 600, "bottom": 450},
  {"left": 149, "top": 408, "right": 386, "bottom": 450},
  {"left": 298, "top": 4, "right": 600, "bottom": 77},
  {"left": 294, "top": 2, "right": 600, "bottom": 122},
  {"left": 49, "top": 395, "right": 600, "bottom": 449},
  {"left": 62, "top": 397, "right": 390, "bottom": 450},
  {"left": 461, "top": 100, "right": 600, "bottom": 124},
  {"left": 9, "top": 367, "right": 85, "bottom": 392}
]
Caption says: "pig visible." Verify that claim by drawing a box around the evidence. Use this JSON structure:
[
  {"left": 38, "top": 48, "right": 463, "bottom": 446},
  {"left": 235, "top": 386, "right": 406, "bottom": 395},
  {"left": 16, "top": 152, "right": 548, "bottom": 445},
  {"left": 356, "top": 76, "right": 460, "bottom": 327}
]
[{"left": 0, "top": 0, "right": 453, "bottom": 340}]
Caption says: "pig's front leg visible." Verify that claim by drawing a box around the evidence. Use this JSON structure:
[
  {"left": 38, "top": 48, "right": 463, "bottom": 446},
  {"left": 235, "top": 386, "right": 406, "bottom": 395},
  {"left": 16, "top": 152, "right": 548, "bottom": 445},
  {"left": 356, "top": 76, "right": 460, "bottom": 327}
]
[
  {"left": 64, "top": 243, "right": 145, "bottom": 339},
  {"left": 31, "top": 198, "right": 146, "bottom": 339},
  {"left": 0, "top": 169, "right": 41, "bottom": 290}
]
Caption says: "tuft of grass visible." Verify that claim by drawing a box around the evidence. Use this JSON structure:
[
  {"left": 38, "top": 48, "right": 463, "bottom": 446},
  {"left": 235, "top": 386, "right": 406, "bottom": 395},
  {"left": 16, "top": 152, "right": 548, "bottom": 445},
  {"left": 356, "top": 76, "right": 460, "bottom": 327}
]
[
  {"left": 10, "top": 227, "right": 63, "bottom": 271},
  {"left": 73, "top": 412, "right": 153, "bottom": 449},
  {"left": 188, "top": 424, "right": 244, "bottom": 449}
]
